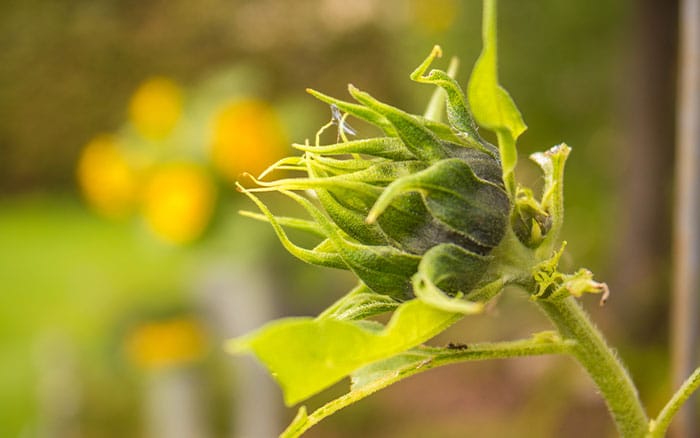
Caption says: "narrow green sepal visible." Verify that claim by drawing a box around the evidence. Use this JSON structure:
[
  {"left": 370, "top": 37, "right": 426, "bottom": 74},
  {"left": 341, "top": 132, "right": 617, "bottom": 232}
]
[
  {"left": 306, "top": 88, "right": 397, "bottom": 136},
  {"left": 293, "top": 137, "right": 416, "bottom": 161},
  {"left": 236, "top": 184, "right": 347, "bottom": 269},
  {"left": 348, "top": 84, "right": 448, "bottom": 162}
]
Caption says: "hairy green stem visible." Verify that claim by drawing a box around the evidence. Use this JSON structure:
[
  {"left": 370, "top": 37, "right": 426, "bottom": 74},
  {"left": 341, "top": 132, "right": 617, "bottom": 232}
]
[
  {"left": 281, "top": 336, "right": 574, "bottom": 438},
  {"left": 648, "top": 367, "right": 700, "bottom": 438},
  {"left": 537, "top": 297, "right": 649, "bottom": 437}
]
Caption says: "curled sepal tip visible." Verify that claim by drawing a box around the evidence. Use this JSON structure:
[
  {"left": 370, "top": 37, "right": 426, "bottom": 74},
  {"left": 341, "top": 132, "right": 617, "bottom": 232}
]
[{"left": 411, "top": 45, "right": 479, "bottom": 139}]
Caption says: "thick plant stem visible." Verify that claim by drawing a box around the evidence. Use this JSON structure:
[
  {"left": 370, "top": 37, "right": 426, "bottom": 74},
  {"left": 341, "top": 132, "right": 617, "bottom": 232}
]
[{"left": 537, "top": 297, "right": 649, "bottom": 437}]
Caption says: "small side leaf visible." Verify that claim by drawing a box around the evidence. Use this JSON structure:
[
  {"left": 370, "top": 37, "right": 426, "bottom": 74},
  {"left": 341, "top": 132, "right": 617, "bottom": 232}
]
[{"left": 467, "top": 0, "right": 526, "bottom": 180}]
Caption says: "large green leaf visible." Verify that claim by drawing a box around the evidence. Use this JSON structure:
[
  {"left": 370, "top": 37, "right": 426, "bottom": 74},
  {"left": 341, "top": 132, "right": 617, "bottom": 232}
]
[
  {"left": 467, "top": 0, "right": 526, "bottom": 180},
  {"left": 227, "top": 298, "right": 463, "bottom": 406}
]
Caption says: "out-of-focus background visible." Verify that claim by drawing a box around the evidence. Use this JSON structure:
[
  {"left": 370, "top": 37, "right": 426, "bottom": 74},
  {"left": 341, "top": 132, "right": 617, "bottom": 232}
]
[{"left": 0, "top": 0, "right": 683, "bottom": 436}]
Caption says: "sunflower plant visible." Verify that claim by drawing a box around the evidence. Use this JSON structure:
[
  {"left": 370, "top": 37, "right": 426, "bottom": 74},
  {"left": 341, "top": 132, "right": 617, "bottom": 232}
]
[{"left": 229, "top": 1, "right": 700, "bottom": 436}]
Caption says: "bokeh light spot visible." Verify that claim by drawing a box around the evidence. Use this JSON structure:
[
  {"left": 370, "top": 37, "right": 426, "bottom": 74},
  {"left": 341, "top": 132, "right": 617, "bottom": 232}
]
[
  {"left": 129, "top": 77, "right": 183, "bottom": 141},
  {"left": 142, "top": 163, "right": 216, "bottom": 245},
  {"left": 124, "top": 317, "right": 208, "bottom": 370},
  {"left": 77, "top": 135, "right": 139, "bottom": 219},
  {"left": 210, "top": 99, "right": 287, "bottom": 181},
  {"left": 411, "top": 0, "right": 458, "bottom": 34}
]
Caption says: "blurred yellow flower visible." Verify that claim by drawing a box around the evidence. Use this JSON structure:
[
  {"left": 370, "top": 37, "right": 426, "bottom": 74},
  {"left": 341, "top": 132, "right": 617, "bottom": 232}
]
[
  {"left": 129, "top": 77, "right": 183, "bottom": 141},
  {"left": 124, "top": 317, "right": 208, "bottom": 370},
  {"left": 210, "top": 99, "right": 287, "bottom": 181},
  {"left": 77, "top": 135, "right": 139, "bottom": 219},
  {"left": 142, "top": 162, "right": 216, "bottom": 245},
  {"left": 411, "top": 0, "right": 458, "bottom": 34}
]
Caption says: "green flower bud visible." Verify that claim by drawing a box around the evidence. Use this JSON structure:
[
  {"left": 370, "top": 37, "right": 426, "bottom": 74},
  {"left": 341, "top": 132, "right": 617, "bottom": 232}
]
[{"left": 239, "top": 47, "right": 511, "bottom": 303}]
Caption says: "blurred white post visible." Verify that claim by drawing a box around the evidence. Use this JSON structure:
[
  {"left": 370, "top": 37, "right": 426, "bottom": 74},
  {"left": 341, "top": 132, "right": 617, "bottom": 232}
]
[
  {"left": 34, "top": 333, "right": 82, "bottom": 438},
  {"left": 145, "top": 369, "right": 208, "bottom": 438},
  {"left": 196, "top": 263, "right": 279, "bottom": 438},
  {"left": 672, "top": 0, "right": 700, "bottom": 436}
]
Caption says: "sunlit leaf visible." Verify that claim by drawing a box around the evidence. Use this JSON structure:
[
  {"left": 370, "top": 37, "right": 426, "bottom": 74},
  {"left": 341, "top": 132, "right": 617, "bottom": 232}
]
[{"left": 227, "top": 298, "right": 461, "bottom": 405}]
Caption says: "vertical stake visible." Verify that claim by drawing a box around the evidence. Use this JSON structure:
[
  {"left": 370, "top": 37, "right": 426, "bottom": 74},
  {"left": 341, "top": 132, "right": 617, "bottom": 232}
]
[{"left": 672, "top": 0, "right": 700, "bottom": 436}]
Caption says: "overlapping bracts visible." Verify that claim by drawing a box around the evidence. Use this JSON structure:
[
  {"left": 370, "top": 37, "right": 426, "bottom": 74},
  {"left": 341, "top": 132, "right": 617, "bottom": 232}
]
[{"left": 239, "top": 49, "right": 510, "bottom": 303}]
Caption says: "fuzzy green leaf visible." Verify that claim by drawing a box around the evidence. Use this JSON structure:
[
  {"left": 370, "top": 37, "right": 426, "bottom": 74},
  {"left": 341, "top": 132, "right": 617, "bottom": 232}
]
[{"left": 227, "top": 299, "right": 462, "bottom": 406}]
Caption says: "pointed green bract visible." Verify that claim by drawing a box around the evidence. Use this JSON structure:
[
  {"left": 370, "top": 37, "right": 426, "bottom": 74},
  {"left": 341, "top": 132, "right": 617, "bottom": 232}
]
[
  {"left": 293, "top": 137, "right": 416, "bottom": 161},
  {"left": 282, "top": 190, "right": 421, "bottom": 300},
  {"left": 348, "top": 85, "right": 448, "bottom": 162},
  {"left": 306, "top": 88, "right": 397, "bottom": 136},
  {"left": 237, "top": 184, "right": 346, "bottom": 269}
]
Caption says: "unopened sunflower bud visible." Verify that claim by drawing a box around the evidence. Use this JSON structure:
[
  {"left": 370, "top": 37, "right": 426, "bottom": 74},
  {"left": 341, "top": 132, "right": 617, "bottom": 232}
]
[{"left": 239, "top": 47, "right": 511, "bottom": 303}]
